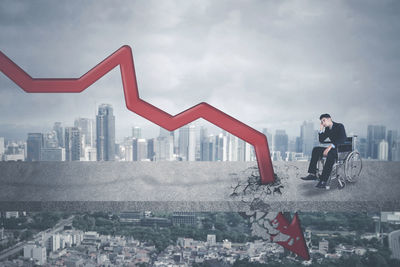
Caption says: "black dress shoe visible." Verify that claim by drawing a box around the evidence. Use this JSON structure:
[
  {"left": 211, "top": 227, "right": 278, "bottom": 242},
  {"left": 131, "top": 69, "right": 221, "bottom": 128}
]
[
  {"left": 301, "top": 174, "right": 318, "bottom": 181},
  {"left": 315, "top": 180, "right": 328, "bottom": 189}
]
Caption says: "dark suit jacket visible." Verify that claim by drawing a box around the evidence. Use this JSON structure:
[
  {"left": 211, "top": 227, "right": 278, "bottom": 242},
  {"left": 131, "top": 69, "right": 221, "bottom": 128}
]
[{"left": 319, "top": 121, "right": 347, "bottom": 148}]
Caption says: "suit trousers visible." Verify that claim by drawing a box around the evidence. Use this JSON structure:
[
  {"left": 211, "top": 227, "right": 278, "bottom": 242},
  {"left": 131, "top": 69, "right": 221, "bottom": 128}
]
[{"left": 307, "top": 146, "right": 338, "bottom": 182}]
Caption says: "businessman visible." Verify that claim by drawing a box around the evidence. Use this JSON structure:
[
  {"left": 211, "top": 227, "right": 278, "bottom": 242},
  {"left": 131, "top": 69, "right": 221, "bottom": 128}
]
[{"left": 301, "top": 113, "right": 347, "bottom": 189}]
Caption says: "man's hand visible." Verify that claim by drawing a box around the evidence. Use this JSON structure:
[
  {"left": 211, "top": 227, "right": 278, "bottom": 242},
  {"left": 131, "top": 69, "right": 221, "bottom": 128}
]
[
  {"left": 320, "top": 121, "right": 324, "bottom": 131},
  {"left": 323, "top": 146, "right": 331, "bottom": 157}
]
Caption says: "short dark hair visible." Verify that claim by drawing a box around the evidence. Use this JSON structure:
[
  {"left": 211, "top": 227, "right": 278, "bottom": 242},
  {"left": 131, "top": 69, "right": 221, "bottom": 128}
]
[{"left": 319, "top": 113, "right": 331, "bottom": 120}]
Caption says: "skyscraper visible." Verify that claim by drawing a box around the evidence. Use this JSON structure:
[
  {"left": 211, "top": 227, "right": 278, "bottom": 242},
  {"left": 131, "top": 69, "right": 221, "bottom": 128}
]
[
  {"left": 53, "top": 122, "right": 64, "bottom": 148},
  {"left": 378, "top": 139, "right": 389, "bottom": 161},
  {"left": 0, "top": 137, "right": 4, "bottom": 158},
  {"left": 65, "top": 127, "right": 82, "bottom": 161},
  {"left": 200, "top": 127, "right": 209, "bottom": 161},
  {"left": 132, "top": 126, "right": 142, "bottom": 139},
  {"left": 74, "top": 118, "right": 95, "bottom": 148},
  {"left": 300, "top": 121, "right": 315, "bottom": 157},
  {"left": 274, "top": 130, "right": 289, "bottom": 160},
  {"left": 367, "top": 125, "right": 386, "bottom": 159},
  {"left": 387, "top": 130, "right": 398, "bottom": 161},
  {"left": 154, "top": 128, "right": 174, "bottom": 161},
  {"left": 188, "top": 124, "right": 196, "bottom": 161},
  {"left": 96, "top": 104, "right": 115, "bottom": 161},
  {"left": 133, "top": 138, "right": 148, "bottom": 161},
  {"left": 178, "top": 124, "right": 196, "bottom": 161},
  {"left": 27, "top": 133, "right": 44, "bottom": 161}
]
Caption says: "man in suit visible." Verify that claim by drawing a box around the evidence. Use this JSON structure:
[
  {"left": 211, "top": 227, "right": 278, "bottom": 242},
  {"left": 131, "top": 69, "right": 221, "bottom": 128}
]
[{"left": 301, "top": 113, "right": 347, "bottom": 189}]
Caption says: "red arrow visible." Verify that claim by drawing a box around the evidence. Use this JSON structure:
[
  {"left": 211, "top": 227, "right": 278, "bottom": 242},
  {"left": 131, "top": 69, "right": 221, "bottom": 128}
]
[
  {"left": 271, "top": 212, "right": 310, "bottom": 260},
  {"left": 0, "top": 45, "right": 275, "bottom": 184}
]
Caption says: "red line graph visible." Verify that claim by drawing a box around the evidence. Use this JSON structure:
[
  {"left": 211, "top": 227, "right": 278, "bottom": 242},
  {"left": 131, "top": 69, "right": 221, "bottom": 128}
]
[{"left": 0, "top": 45, "right": 275, "bottom": 184}]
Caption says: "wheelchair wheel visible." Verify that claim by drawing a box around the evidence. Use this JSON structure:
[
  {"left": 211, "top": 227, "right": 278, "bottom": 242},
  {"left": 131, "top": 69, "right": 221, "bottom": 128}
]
[{"left": 344, "top": 151, "right": 362, "bottom": 182}]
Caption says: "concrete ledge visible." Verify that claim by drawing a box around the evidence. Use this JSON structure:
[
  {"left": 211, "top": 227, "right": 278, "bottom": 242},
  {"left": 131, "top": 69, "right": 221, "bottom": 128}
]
[{"left": 0, "top": 161, "right": 399, "bottom": 212}]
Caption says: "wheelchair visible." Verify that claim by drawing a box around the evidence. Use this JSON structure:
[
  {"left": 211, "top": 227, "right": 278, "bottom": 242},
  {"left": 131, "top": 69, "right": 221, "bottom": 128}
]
[{"left": 316, "top": 135, "right": 363, "bottom": 190}]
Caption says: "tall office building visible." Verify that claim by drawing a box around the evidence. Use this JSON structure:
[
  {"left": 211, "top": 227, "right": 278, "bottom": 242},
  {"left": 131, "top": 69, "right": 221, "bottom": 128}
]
[
  {"left": 154, "top": 134, "right": 174, "bottom": 161},
  {"left": 133, "top": 138, "right": 148, "bottom": 161},
  {"left": 300, "top": 121, "right": 315, "bottom": 157},
  {"left": 96, "top": 104, "right": 115, "bottom": 161},
  {"left": 53, "top": 122, "right": 64, "bottom": 148},
  {"left": 0, "top": 137, "right": 4, "bottom": 158},
  {"left": 274, "top": 130, "right": 289, "bottom": 160},
  {"left": 238, "top": 139, "right": 252, "bottom": 161},
  {"left": 378, "top": 139, "right": 389, "bottom": 161},
  {"left": 132, "top": 126, "right": 142, "bottom": 139},
  {"left": 147, "top": 138, "right": 154, "bottom": 161},
  {"left": 74, "top": 118, "right": 95, "bottom": 148},
  {"left": 215, "top": 133, "right": 227, "bottom": 161},
  {"left": 65, "top": 127, "right": 82, "bottom": 161},
  {"left": 179, "top": 124, "right": 196, "bottom": 161},
  {"left": 367, "top": 125, "right": 386, "bottom": 159},
  {"left": 356, "top": 137, "right": 368, "bottom": 159},
  {"left": 227, "top": 133, "right": 239, "bottom": 161},
  {"left": 200, "top": 127, "right": 209, "bottom": 161},
  {"left": 387, "top": 130, "right": 398, "bottom": 161},
  {"left": 44, "top": 131, "right": 58, "bottom": 148},
  {"left": 27, "top": 133, "right": 44, "bottom": 161}
]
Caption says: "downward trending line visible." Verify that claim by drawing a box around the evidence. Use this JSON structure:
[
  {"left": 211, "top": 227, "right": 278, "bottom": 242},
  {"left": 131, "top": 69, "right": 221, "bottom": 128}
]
[{"left": 0, "top": 45, "right": 275, "bottom": 184}]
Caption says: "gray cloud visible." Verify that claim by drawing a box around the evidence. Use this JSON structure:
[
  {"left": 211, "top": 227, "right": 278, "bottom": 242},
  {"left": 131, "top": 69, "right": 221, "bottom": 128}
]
[{"left": 1, "top": 0, "right": 399, "bottom": 140}]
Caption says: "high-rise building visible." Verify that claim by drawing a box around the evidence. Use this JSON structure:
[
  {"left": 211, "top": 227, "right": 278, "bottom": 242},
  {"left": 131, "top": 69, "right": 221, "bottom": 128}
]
[
  {"left": 96, "top": 104, "right": 115, "bottom": 161},
  {"left": 238, "top": 139, "right": 252, "bottom": 161},
  {"left": 0, "top": 137, "right": 4, "bottom": 158},
  {"left": 65, "top": 127, "right": 82, "bottom": 161},
  {"left": 132, "top": 126, "right": 142, "bottom": 139},
  {"left": 387, "top": 130, "right": 398, "bottom": 161},
  {"left": 378, "top": 139, "right": 389, "bottom": 161},
  {"left": 300, "top": 121, "right": 315, "bottom": 157},
  {"left": 74, "top": 118, "right": 95, "bottom": 148},
  {"left": 274, "top": 130, "right": 288, "bottom": 160},
  {"left": 133, "top": 138, "right": 148, "bottom": 161},
  {"left": 356, "top": 137, "right": 368, "bottom": 159},
  {"left": 215, "top": 133, "right": 227, "bottom": 161},
  {"left": 154, "top": 133, "right": 174, "bottom": 161},
  {"left": 44, "top": 131, "right": 58, "bottom": 148},
  {"left": 200, "top": 127, "right": 210, "bottom": 161},
  {"left": 27, "top": 133, "right": 44, "bottom": 161},
  {"left": 147, "top": 138, "right": 155, "bottom": 161},
  {"left": 367, "top": 125, "right": 386, "bottom": 159},
  {"left": 178, "top": 124, "right": 196, "bottom": 161},
  {"left": 227, "top": 133, "right": 239, "bottom": 161},
  {"left": 188, "top": 124, "right": 196, "bottom": 161},
  {"left": 53, "top": 122, "right": 65, "bottom": 148}
]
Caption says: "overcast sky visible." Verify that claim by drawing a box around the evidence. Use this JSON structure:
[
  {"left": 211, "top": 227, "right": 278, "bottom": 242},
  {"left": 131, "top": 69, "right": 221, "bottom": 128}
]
[{"left": 1, "top": 0, "right": 399, "bottom": 141}]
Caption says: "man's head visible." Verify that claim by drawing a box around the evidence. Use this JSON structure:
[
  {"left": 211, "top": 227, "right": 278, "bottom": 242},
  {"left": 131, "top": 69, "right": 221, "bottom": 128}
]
[{"left": 320, "top": 113, "right": 333, "bottom": 128}]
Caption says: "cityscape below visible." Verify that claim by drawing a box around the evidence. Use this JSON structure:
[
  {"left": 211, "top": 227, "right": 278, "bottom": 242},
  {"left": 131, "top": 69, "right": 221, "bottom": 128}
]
[{"left": 0, "top": 103, "right": 398, "bottom": 163}]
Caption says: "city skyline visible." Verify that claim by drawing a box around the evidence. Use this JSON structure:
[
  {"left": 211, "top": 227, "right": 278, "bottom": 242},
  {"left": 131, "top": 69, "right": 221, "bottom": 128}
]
[{"left": 1, "top": 103, "right": 399, "bottom": 162}]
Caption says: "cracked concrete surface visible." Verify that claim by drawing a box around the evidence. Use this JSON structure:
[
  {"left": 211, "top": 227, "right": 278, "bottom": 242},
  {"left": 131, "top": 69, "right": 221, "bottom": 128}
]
[{"left": 0, "top": 161, "right": 399, "bottom": 211}]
